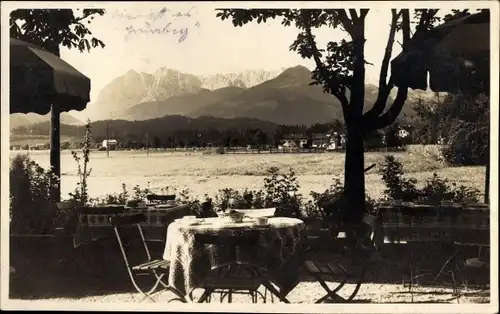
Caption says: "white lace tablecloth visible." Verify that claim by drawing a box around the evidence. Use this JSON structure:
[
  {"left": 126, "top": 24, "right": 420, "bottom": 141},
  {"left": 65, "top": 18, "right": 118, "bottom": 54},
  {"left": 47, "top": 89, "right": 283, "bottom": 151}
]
[{"left": 163, "top": 217, "right": 306, "bottom": 297}]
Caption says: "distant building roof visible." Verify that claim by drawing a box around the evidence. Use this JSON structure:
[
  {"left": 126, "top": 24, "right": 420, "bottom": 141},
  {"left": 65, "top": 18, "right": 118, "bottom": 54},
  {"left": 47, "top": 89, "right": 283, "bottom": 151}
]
[
  {"left": 282, "top": 134, "right": 308, "bottom": 140},
  {"left": 311, "top": 133, "right": 329, "bottom": 139}
]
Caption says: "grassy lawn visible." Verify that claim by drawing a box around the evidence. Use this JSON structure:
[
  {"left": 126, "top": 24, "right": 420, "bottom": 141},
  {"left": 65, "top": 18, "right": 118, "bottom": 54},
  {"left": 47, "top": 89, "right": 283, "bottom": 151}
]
[{"left": 8, "top": 149, "right": 486, "bottom": 201}]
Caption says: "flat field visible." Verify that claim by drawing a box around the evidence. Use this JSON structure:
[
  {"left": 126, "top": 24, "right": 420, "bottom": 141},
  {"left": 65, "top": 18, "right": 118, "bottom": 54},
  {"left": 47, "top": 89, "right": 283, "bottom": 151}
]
[{"left": 9, "top": 150, "right": 486, "bottom": 201}]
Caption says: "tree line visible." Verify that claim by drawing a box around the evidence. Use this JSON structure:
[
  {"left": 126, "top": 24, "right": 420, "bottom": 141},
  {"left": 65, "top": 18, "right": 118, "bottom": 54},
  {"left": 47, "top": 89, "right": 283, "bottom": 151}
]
[{"left": 12, "top": 115, "right": 416, "bottom": 150}]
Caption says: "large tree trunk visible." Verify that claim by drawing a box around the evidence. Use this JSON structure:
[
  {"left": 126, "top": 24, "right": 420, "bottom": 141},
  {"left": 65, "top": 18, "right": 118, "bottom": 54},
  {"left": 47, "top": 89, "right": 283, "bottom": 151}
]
[
  {"left": 343, "top": 13, "right": 367, "bottom": 225},
  {"left": 343, "top": 125, "right": 366, "bottom": 224}
]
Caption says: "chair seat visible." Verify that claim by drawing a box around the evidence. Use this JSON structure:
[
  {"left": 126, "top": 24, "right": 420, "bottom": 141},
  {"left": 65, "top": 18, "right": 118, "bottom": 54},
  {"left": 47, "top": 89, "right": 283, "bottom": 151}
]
[
  {"left": 465, "top": 258, "right": 489, "bottom": 269},
  {"left": 132, "top": 259, "right": 171, "bottom": 271},
  {"left": 203, "top": 276, "right": 263, "bottom": 290},
  {"left": 304, "top": 260, "right": 350, "bottom": 277}
]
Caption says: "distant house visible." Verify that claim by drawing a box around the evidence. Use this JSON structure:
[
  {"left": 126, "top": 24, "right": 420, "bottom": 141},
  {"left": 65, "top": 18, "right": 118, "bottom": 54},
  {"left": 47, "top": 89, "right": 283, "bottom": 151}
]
[
  {"left": 311, "top": 133, "right": 331, "bottom": 148},
  {"left": 29, "top": 143, "right": 46, "bottom": 150},
  {"left": 102, "top": 139, "right": 118, "bottom": 150},
  {"left": 281, "top": 134, "right": 308, "bottom": 149},
  {"left": 324, "top": 131, "right": 344, "bottom": 151}
]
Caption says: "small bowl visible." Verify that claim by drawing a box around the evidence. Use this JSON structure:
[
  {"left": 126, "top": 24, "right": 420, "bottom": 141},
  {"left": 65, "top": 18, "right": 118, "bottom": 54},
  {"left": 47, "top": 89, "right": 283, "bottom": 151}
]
[
  {"left": 256, "top": 217, "right": 268, "bottom": 225},
  {"left": 229, "top": 215, "right": 244, "bottom": 223}
]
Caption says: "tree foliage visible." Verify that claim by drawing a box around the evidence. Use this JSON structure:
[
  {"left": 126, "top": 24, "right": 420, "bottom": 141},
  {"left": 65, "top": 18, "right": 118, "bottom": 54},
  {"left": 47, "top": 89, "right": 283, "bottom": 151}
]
[
  {"left": 412, "top": 92, "right": 489, "bottom": 166},
  {"left": 215, "top": 9, "right": 482, "bottom": 131},
  {"left": 216, "top": 9, "right": 439, "bottom": 131},
  {"left": 10, "top": 8, "right": 106, "bottom": 56}
]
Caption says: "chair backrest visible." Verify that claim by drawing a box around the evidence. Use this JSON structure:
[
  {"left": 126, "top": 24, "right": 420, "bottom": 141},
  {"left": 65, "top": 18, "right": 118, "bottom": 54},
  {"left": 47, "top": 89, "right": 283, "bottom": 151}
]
[
  {"left": 199, "top": 199, "right": 217, "bottom": 218},
  {"left": 109, "top": 213, "right": 152, "bottom": 268},
  {"left": 79, "top": 205, "right": 126, "bottom": 215},
  {"left": 146, "top": 194, "right": 176, "bottom": 203},
  {"left": 341, "top": 213, "right": 380, "bottom": 260}
]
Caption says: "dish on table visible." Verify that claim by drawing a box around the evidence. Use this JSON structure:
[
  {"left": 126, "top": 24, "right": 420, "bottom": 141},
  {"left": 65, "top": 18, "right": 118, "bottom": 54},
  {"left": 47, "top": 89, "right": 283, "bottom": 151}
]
[
  {"left": 155, "top": 203, "right": 178, "bottom": 209},
  {"left": 234, "top": 208, "right": 276, "bottom": 218},
  {"left": 217, "top": 209, "right": 245, "bottom": 223}
]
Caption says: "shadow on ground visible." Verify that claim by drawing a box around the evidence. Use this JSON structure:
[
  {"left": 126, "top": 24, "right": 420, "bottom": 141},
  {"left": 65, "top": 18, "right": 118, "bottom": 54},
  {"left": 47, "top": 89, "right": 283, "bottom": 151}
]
[{"left": 9, "top": 240, "right": 489, "bottom": 301}]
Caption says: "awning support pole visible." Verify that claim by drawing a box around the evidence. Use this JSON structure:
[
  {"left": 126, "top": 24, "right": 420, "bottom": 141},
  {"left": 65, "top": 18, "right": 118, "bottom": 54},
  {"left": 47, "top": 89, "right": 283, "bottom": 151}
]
[{"left": 50, "top": 102, "right": 61, "bottom": 202}]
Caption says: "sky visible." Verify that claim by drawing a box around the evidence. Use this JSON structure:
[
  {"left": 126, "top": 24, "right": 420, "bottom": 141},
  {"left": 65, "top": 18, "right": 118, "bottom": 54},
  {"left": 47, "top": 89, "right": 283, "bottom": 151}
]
[
  {"left": 6, "top": 1, "right": 484, "bottom": 120},
  {"left": 58, "top": 3, "right": 400, "bottom": 105}
]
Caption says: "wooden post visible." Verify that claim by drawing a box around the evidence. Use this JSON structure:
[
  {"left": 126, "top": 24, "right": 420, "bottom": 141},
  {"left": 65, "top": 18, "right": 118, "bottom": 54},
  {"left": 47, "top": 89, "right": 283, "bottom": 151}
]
[
  {"left": 50, "top": 102, "right": 61, "bottom": 202},
  {"left": 106, "top": 122, "right": 110, "bottom": 157}
]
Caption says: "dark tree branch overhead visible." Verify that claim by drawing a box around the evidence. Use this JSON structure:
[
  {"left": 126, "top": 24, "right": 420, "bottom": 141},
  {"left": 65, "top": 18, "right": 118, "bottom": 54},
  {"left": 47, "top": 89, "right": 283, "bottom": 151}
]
[
  {"left": 348, "top": 9, "right": 359, "bottom": 22},
  {"left": 10, "top": 9, "right": 105, "bottom": 56},
  {"left": 362, "top": 9, "right": 400, "bottom": 125},
  {"left": 336, "top": 9, "right": 354, "bottom": 36}
]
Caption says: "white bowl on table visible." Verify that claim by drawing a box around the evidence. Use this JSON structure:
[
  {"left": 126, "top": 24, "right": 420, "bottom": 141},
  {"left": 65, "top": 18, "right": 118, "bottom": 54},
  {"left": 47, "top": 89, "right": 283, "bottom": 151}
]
[
  {"left": 217, "top": 210, "right": 245, "bottom": 223},
  {"left": 233, "top": 208, "right": 276, "bottom": 218}
]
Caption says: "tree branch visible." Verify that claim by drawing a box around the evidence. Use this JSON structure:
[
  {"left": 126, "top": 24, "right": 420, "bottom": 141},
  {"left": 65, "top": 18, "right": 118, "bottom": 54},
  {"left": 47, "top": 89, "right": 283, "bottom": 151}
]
[
  {"left": 336, "top": 9, "right": 354, "bottom": 36},
  {"left": 401, "top": 9, "right": 411, "bottom": 51},
  {"left": 362, "top": 9, "right": 400, "bottom": 124},
  {"left": 349, "top": 9, "right": 358, "bottom": 21},
  {"left": 303, "top": 24, "right": 350, "bottom": 116},
  {"left": 370, "top": 87, "right": 409, "bottom": 129},
  {"left": 360, "top": 9, "right": 369, "bottom": 19}
]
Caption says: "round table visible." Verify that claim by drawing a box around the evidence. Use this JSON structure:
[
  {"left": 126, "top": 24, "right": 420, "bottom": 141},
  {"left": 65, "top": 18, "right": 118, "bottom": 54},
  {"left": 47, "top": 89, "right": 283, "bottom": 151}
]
[{"left": 163, "top": 217, "right": 306, "bottom": 299}]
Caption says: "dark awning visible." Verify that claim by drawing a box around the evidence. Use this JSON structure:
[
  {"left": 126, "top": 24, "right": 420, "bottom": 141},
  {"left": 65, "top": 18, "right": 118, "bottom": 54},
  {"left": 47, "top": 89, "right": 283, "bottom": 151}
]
[
  {"left": 10, "top": 38, "right": 91, "bottom": 115},
  {"left": 390, "top": 10, "right": 490, "bottom": 93}
]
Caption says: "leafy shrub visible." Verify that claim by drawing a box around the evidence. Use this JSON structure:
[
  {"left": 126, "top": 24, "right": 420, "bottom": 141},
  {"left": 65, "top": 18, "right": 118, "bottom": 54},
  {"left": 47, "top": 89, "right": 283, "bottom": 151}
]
[
  {"left": 421, "top": 174, "right": 481, "bottom": 203},
  {"left": 441, "top": 93, "right": 489, "bottom": 166},
  {"left": 102, "top": 183, "right": 129, "bottom": 205},
  {"left": 380, "top": 154, "right": 481, "bottom": 203},
  {"left": 209, "top": 167, "right": 302, "bottom": 218},
  {"left": 379, "top": 155, "right": 420, "bottom": 201},
  {"left": 212, "top": 188, "right": 266, "bottom": 211},
  {"left": 10, "top": 154, "right": 59, "bottom": 234},
  {"left": 176, "top": 187, "right": 213, "bottom": 217},
  {"left": 412, "top": 92, "right": 489, "bottom": 166},
  {"left": 263, "top": 166, "right": 303, "bottom": 218},
  {"left": 304, "top": 179, "right": 378, "bottom": 226},
  {"left": 67, "top": 121, "right": 92, "bottom": 205}
]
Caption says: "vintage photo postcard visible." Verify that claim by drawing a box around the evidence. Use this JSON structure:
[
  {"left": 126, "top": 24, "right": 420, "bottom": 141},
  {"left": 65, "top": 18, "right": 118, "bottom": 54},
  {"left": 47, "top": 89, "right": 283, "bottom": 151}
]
[{"left": 1, "top": 1, "right": 498, "bottom": 312}]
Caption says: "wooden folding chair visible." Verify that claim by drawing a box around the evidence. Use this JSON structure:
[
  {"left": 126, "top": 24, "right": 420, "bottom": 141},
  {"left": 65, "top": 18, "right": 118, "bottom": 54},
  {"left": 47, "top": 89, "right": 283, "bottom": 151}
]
[
  {"left": 304, "top": 214, "right": 380, "bottom": 303},
  {"left": 194, "top": 231, "right": 268, "bottom": 303},
  {"left": 110, "top": 213, "right": 187, "bottom": 303}
]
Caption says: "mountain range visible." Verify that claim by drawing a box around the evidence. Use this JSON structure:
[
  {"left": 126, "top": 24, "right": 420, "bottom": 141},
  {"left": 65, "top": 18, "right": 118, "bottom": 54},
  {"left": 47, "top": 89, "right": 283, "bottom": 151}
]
[
  {"left": 11, "top": 65, "right": 437, "bottom": 129},
  {"left": 10, "top": 112, "right": 83, "bottom": 129},
  {"left": 85, "top": 65, "right": 423, "bottom": 125}
]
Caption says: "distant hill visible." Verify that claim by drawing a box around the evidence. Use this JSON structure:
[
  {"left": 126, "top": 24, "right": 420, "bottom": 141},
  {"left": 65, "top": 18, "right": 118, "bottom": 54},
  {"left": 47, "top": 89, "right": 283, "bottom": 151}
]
[
  {"left": 10, "top": 112, "right": 83, "bottom": 129},
  {"left": 11, "top": 115, "right": 280, "bottom": 140},
  {"left": 122, "top": 86, "right": 246, "bottom": 121}
]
